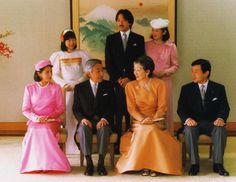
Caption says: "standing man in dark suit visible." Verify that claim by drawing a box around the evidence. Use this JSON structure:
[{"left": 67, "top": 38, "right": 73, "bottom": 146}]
[
  {"left": 73, "top": 59, "right": 115, "bottom": 176},
  {"left": 177, "top": 59, "right": 230, "bottom": 176},
  {"left": 105, "top": 9, "right": 145, "bottom": 152}
]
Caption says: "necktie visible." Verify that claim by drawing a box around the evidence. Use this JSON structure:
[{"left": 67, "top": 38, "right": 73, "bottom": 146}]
[
  {"left": 122, "top": 33, "right": 127, "bottom": 51},
  {"left": 200, "top": 84, "right": 205, "bottom": 107},
  {"left": 93, "top": 84, "right": 98, "bottom": 96}
]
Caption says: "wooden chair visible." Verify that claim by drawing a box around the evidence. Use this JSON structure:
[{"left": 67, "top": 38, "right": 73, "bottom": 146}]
[
  {"left": 178, "top": 133, "right": 213, "bottom": 167},
  {"left": 58, "top": 125, "right": 68, "bottom": 153},
  {"left": 74, "top": 132, "right": 118, "bottom": 169},
  {"left": 58, "top": 89, "right": 68, "bottom": 153}
]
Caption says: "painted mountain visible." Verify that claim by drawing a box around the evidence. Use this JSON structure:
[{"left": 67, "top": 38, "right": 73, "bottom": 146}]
[{"left": 80, "top": 5, "right": 117, "bottom": 52}]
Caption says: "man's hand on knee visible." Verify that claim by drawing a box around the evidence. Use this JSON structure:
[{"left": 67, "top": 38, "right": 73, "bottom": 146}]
[
  {"left": 81, "top": 119, "right": 93, "bottom": 129},
  {"left": 96, "top": 119, "right": 109, "bottom": 129},
  {"left": 214, "top": 118, "right": 225, "bottom": 127},
  {"left": 186, "top": 118, "right": 198, "bottom": 127}
]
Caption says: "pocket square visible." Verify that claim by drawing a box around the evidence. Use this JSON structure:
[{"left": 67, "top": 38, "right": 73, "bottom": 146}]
[
  {"left": 103, "top": 93, "right": 108, "bottom": 96},
  {"left": 212, "top": 97, "right": 218, "bottom": 101},
  {"left": 132, "top": 43, "right": 137, "bottom": 46}
]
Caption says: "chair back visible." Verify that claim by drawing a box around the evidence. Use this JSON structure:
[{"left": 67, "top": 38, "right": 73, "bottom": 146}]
[{"left": 60, "top": 88, "right": 67, "bottom": 128}]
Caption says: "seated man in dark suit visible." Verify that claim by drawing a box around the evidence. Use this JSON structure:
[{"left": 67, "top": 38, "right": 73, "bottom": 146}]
[
  {"left": 73, "top": 59, "right": 115, "bottom": 176},
  {"left": 177, "top": 59, "right": 230, "bottom": 176}
]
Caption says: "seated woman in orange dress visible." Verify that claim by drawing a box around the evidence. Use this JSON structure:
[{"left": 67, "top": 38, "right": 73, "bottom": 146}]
[{"left": 116, "top": 56, "right": 182, "bottom": 177}]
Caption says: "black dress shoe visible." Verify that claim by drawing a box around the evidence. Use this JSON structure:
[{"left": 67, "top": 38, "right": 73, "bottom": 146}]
[
  {"left": 97, "top": 164, "right": 108, "bottom": 176},
  {"left": 188, "top": 164, "right": 199, "bottom": 176},
  {"left": 84, "top": 165, "right": 94, "bottom": 176},
  {"left": 213, "top": 163, "right": 229, "bottom": 176}
]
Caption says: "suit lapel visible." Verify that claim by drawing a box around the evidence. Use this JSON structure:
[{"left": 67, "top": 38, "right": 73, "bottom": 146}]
[
  {"left": 126, "top": 32, "right": 132, "bottom": 47},
  {"left": 204, "top": 80, "right": 213, "bottom": 104},
  {"left": 94, "top": 82, "right": 103, "bottom": 109},
  {"left": 115, "top": 32, "right": 125, "bottom": 53},
  {"left": 86, "top": 81, "right": 95, "bottom": 101},
  {"left": 193, "top": 83, "right": 202, "bottom": 100},
  {"left": 80, "top": 81, "right": 95, "bottom": 113}
]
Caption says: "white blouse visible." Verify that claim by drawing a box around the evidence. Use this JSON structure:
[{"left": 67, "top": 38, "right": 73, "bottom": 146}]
[{"left": 50, "top": 50, "right": 89, "bottom": 88}]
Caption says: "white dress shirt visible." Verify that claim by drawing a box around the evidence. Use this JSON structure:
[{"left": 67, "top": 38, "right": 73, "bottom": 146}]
[
  {"left": 120, "top": 29, "right": 131, "bottom": 41},
  {"left": 89, "top": 79, "right": 98, "bottom": 96},
  {"left": 198, "top": 81, "right": 208, "bottom": 94}
]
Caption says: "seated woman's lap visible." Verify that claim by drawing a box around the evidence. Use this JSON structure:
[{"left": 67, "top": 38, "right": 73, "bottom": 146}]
[{"left": 28, "top": 121, "right": 60, "bottom": 136}]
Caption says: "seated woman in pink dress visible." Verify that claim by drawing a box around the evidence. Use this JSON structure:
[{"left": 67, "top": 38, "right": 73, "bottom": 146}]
[{"left": 20, "top": 60, "right": 71, "bottom": 173}]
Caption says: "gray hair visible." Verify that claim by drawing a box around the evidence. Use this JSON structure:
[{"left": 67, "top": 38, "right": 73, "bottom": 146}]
[{"left": 84, "top": 59, "right": 102, "bottom": 73}]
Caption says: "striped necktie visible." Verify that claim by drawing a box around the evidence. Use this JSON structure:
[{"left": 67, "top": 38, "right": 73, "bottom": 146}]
[
  {"left": 200, "top": 84, "right": 205, "bottom": 107},
  {"left": 122, "top": 32, "right": 127, "bottom": 51}
]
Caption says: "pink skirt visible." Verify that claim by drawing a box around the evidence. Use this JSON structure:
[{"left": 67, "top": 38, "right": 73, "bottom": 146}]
[{"left": 20, "top": 122, "right": 71, "bottom": 173}]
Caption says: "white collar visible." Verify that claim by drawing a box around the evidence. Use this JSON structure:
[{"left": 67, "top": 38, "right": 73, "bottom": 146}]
[
  {"left": 120, "top": 29, "right": 131, "bottom": 38},
  {"left": 89, "top": 79, "right": 98, "bottom": 87},
  {"left": 198, "top": 80, "right": 209, "bottom": 90}
]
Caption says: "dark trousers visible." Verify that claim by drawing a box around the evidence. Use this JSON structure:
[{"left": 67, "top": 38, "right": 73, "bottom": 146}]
[
  {"left": 114, "top": 85, "right": 130, "bottom": 146},
  {"left": 184, "top": 121, "right": 227, "bottom": 164},
  {"left": 78, "top": 124, "right": 111, "bottom": 156}
]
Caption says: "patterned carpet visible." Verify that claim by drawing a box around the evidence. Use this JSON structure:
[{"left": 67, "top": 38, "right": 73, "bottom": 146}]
[{"left": 0, "top": 136, "right": 235, "bottom": 182}]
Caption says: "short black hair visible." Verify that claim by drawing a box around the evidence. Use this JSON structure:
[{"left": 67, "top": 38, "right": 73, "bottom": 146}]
[
  {"left": 33, "top": 65, "right": 53, "bottom": 82},
  {"left": 134, "top": 56, "right": 155, "bottom": 78},
  {"left": 191, "top": 59, "right": 211, "bottom": 78},
  {"left": 150, "top": 27, "right": 170, "bottom": 42},
  {"left": 61, "top": 31, "right": 77, "bottom": 51},
  {"left": 115, "top": 9, "right": 134, "bottom": 29},
  {"left": 161, "top": 28, "right": 170, "bottom": 42}
]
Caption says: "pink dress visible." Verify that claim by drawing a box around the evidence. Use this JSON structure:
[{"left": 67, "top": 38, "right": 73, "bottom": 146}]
[
  {"left": 20, "top": 82, "right": 71, "bottom": 173},
  {"left": 145, "top": 40, "right": 179, "bottom": 135}
]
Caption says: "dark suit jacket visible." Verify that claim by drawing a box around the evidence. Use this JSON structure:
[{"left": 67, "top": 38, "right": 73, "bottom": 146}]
[
  {"left": 105, "top": 31, "right": 145, "bottom": 83},
  {"left": 177, "top": 80, "right": 230, "bottom": 124},
  {"left": 73, "top": 80, "right": 115, "bottom": 131}
]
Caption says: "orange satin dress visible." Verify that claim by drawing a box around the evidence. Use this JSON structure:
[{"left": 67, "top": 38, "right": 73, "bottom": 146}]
[{"left": 116, "top": 78, "right": 182, "bottom": 175}]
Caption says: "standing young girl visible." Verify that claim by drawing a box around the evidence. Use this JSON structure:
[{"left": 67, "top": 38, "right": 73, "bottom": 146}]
[{"left": 50, "top": 29, "right": 89, "bottom": 154}]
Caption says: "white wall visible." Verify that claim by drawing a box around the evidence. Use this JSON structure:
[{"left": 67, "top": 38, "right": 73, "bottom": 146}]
[
  {"left": 0, "top": 0, "right": 236, "bottom": 122},
  {"left": 173, "top": 0, "right": 236, "bottom": 121},
  {"left": 0, "top": 0, "right": 70, "bottom": 121}
]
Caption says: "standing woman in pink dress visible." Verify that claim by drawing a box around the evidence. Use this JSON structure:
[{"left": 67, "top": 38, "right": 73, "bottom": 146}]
[
  {"left": 20, "top": 60, "right": 71, "bottom": 173},
  {"left": 145, "top": 18, "right": 179, "bottom": 135}
]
